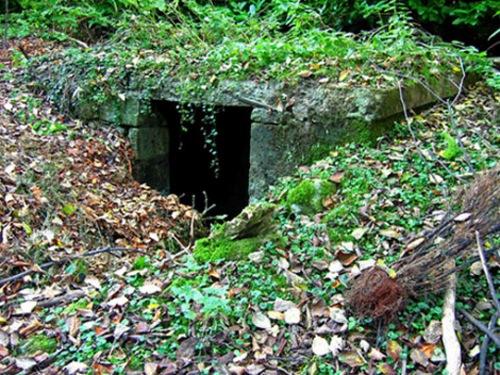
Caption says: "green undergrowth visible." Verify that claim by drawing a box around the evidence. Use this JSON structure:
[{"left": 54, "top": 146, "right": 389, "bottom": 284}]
[{"left": 24, "top": 3, "right": 495, "bottom": 116}]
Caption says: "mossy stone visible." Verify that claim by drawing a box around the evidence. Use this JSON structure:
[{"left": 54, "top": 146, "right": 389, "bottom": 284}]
[
  {"left": 193, "top": 236, "right": 265, "bottom": 263},
  {"left": 286, "top": 178, "right": 334, "bottom": 213}
]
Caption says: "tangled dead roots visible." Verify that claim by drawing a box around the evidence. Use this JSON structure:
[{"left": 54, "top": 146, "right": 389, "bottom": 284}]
[{"left": 346, "top": 267, "right": 407, "bottom": 322}]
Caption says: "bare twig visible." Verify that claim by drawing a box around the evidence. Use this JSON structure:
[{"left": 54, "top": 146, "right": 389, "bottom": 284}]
[
  {"left": 235, "top": 95, "right": 277, "bottom": 111},
  {"left": 0, "top": 246, "right": 142, "bottom": 286},
  {"left": 460, "top": 309, "right": 500, "bottom": 347},
  {"left": 397, "top": 80, "right": 461, "bottom": 184},
  {"left": 475, "top": 231, "right": 500, "bottom": 311},
  {"left": 18, "top": 347, "right": 66, "bottom": 375},
  {"left": 479, "top": 312, "right": 499, "bottom": 375},
  {"left": 3, "top": 0, "right": 8, "bottom": 48},
  {"left": 36, "top": 290, "right": 86, "bottom": 308},
  {"left": 450, "top": 57, "right": 466, "bottom": 106},
  {"left": 66, "top": 35, "right": 89, "bottom": 49},
  {"left": 442, "top": 271, "right": 462, "bottom": 375}
]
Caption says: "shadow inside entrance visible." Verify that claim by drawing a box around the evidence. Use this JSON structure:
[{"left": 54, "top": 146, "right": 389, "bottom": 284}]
[{"left": 153, "top": 101, "right": 252, "bottom": 219}]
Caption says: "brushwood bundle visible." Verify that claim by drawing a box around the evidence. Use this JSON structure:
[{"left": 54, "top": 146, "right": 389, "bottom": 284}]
[{"left": 347, "top": 168, "right": 499, "bottom": 321}]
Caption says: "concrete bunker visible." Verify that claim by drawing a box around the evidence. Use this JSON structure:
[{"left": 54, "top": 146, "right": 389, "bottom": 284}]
[
  {"left": 71, "top": 76, "right": 465, "bottom": 217},
  {"left": 152, "top": 101, "right": 252, "bottom": 218}
]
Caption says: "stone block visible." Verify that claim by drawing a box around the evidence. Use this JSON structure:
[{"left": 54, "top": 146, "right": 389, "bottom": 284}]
[
  {"left": 94, "top": 95, "right": 163, "bottom": 127},
  {"left": 132, "top": 158, "right": 169, "bottom": 192},
  {"left": 128, "top": 127, "right": 169, "bottom": 161}
]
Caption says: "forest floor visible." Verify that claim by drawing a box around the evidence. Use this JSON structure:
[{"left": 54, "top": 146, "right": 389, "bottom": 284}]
[{"left": 0, "top": 38, "right": 499, "bottom": 374}]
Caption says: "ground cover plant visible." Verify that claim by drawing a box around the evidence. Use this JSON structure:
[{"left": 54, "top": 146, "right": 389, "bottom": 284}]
[{"left": 0, "top": 1, "right": 499, "bottom": 374}]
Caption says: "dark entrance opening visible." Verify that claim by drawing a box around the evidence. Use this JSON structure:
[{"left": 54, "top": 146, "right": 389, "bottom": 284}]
[{"left": 153, "top": 101, "right": 252, "bottom": 219}]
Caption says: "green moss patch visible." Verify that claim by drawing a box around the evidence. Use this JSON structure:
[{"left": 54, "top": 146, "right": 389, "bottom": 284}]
[
  {"left": 193, "top": 236, "right": 265, "bottom": 263},
  {"left": 22, "top": 334, "right": 58, "bottom": 355},
  {"left": 285, "top": 178, "right": 334, "bottom": 213}
]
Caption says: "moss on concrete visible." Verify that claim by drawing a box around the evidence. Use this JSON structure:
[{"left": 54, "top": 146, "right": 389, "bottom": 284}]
[{"left": 286, "top": 178, "right": 334, "bottom": 213}]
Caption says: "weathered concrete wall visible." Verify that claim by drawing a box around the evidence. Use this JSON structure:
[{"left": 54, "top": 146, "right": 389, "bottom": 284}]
[
  {"left": 57, "top": 77, "right": 463, "bottom": 199},
  {"left": 246, "top": 78, "right": 461, "bottom": 197}
]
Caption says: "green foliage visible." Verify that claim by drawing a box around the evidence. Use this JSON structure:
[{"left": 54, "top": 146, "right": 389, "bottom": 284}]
[
  {"left": 440, "top": 131, "right": 462, "bottom": 160},
  {"left": 407, "top": 0, "right": 497, "bottom": 26},
  {"left": 8, "top": 0, "right": 167, "bottom": 39}
]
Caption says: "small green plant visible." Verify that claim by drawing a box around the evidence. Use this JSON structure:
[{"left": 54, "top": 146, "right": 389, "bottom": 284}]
[
  {"left": 440, "top": 131, "right": 462, "bottom": 160},
  {"left": 133, "top": 255, "right": 151, "bottom": 270},
  {"left": 31, "top": 119, "right": 68, "bottom": 135},
  {"left": 65, "top": 259, "right": 88, "bottom": 282},
  {"left": 170, "top": 283, "right": 232, "bottom": 320}
]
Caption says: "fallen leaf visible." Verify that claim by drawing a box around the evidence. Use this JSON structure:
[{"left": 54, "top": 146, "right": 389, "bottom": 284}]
[
  {"left": 329, "top": 335, "right": 344, "bottom": 356},
  {"left": 65, "top": 361, "right": 88, "bottom": 374},
  {"left": 387, "top": 340, "right": 402, "bottom": 361},
  {"left": 267, "top": 311, "right": 284, "bottom": 320},
  {"left": 339, "top": 351, "right": 365, "bottom": 367},
  {"left": 407, "top": 237, "right": 425, "bottom": 250},
  {"left": 420, "top": 343, "right": 436, "bottom": 358},
  {"left": 423, "top": 320, "right": 442, "bottom": 344},
  {"left": 336, "top": 251, "right": 358, "bottom": 266},
  {"left": 369, "top": 348, "right": 386, "bottom": 361},
  {"left": 328, "top": 260, "right": 344, "bottom": 273},
  {"left": 107, "top": 296, "right": 129, "bottom": 307},
  {"left": 352, "top": 228, "right": 367, "bottom": 240},
  {"left": 330, "top": 172, "right": 344, "bottom": 183},
  {"left": 339, "top": 69, "right": 350, "bottom": 81},
  {"left": 113, "top": 322, "right": 129, "bottom": 339},
  {"left": 139, "top": 282, "right": 162, "bottom": 295},
  {"left": 454, "top": 212, "right": 471, "bottom": 222},
  {"left": 429, "top": 174, "right": 444, "bottom": 184},
  {"left": 252, "top": 312, "right": 271, "bottom": 330},
  {"left": 410, "top": 348, "right": 429, "bottom": 367},
  {"left": 144, "top": 362, "right": 158, "bottom": 375},
  {"left": 377, "top": 363, "right": 396, "bottom": 375},
  {"left": 15, "top": 358, "right": 37, "bottom": 370},
  {"left": 329, "top": 307, "right": 347, "bottom": 324},
  {"left": 67, "top": 316, "right": 81, "bottom": 338},
  {"left": 273, "top": 298, "right": 296, "bottom": 312},
  {"left": 298, "top": 70, "right": 313, "bottom": 78},
  {"left": 19, "top": 301, "right": 37, "bottom": 314},
  {"left": 284, "top": 307, "right": 301, "bottom": 324},
  {"left": 379, "top": 229, "right": 402, "bottom": 240},
  {"left": 312, "top": 336, "right": 330, "bottom": 356}
]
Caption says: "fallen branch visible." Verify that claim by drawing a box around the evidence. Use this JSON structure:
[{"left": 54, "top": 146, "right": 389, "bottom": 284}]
[
  {"left": 459, "top": 309, "right": 500, "bottom": 347},
  {"left": 66, "top": 35, "right": 89, "bottom": 49},
  {"left": 235, "top": 95, "right": 277, "bottom": 111},
  {"left": 37, "top": 290, "right": 86, "bottom": 308},
  {"left": 479, "top": 312, "right": 499, "bottom": 375},
  {"left": 18, "top": 347, "right": 66, "bottom": 375},
  {"left": 442, "top": 271, "right": 462, "bottom": 375},
  {"left": 0, "top": 246, "right": 142, "bottom": 287},
  {"left": 475, "top": 231, "right": 500, "bottom": 311}
]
